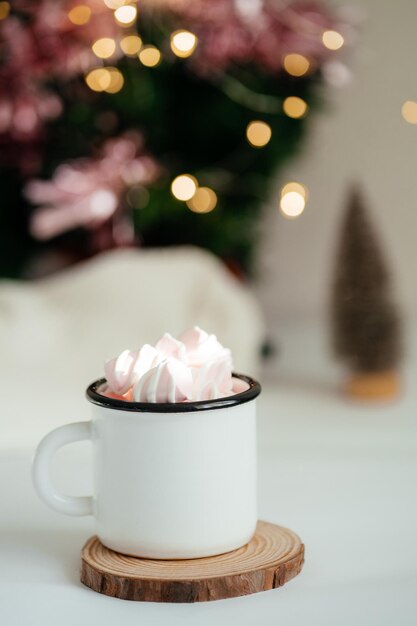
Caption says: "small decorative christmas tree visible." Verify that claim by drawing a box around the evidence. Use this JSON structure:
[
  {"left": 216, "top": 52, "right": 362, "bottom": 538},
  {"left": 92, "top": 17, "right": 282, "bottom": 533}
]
[{"left": 331, "top": 187, "right": 402, "bottom": 400}]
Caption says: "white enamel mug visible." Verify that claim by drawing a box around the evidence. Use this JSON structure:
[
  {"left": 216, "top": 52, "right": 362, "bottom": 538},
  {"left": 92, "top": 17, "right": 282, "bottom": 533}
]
[{"left": 32, "top": 374, "right": 261, "bottom": 559}]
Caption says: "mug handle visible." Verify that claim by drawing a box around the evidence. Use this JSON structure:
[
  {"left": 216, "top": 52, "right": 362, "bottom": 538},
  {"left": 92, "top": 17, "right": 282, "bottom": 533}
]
[{"left": 32, "top": 422, "right": 93, "bottom": 516}]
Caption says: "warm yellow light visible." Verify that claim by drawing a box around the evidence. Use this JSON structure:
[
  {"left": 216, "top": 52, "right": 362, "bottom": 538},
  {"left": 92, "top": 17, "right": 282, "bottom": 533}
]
[
  {"left": 105, "top": 67, "right": 124, "bottom": 93},
  {"left": 85, "top": 68, "right": 112, "bottom": 92},
  {"left": 114, "top": 4, "right": 137, "bottom": 25},
  {"left": 0, "top": 1, "right": 10, "bottom": 20},
  {"left": 280, "top": 191, "right": 306, "bottom": 218},
  {"left": 92, "top": 38, "right": 116, "bottom": 59},
  {"left": 187, "top": 187, "right": 218, "bottom": 213},
  {"left": 322, "top": 30, "right": 344, "bottom": 51},
  {"left": 283, "top": 96, "right": 308, "bottom": 119},
  {"left": 171, "top": 175, "right": 198, "bottom": 201},
  {"left": 68, "top": 5, "right": 91, "bottom": 25},
  {"left": 283, "top": 53, "right": 310, "bottom": 77},
  {"left": 104, "top": 0, "right": 126, "bottom": 8},
  {"left": 246, "top": 121, "right": 272, "bottom": 148},
  {"left": 402, "top": 100, "right": 417, "bottom": 124},
  {"left": 170, "top": 30, "right": 198, "bottom": 58},
  {"left": 139, "top": 46, "right": 162, "bottom": 67},
  {"left": 120, "top": 35, "right": 142, "bottom": 56},
  {"left": 281, "top": 182, "right": 308, "bottom": 200},
  {"left": 85, "top": 67, "right": 123, "bottom": 94}
]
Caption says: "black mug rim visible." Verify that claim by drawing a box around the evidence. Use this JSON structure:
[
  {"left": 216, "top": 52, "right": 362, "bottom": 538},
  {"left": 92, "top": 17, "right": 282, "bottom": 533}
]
[{"left": 86, "top": 373, "right": 261, "bottom": 413}]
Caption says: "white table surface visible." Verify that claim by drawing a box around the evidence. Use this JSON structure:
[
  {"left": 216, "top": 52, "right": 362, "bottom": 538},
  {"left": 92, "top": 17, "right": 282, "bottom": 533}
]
[{"left": 1, "top": 326, "right": 417, "bottom": 625}]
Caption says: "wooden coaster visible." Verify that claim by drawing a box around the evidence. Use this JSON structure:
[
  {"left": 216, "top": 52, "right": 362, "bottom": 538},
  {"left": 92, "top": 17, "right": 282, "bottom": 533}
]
[{"left": 80, "top": 521, "right": 304, "bottom": 603}]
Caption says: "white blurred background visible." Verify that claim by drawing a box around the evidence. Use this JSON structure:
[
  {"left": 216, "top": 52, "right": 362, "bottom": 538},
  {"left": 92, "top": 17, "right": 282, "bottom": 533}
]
[{"left": 258, "top": 0, "right": 417, "bottom": 327}]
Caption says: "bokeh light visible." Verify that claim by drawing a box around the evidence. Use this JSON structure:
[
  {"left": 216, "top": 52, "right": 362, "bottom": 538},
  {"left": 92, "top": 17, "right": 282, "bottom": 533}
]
[
  {"left": 401, "top": 100, "right": 417, "bottom": 124},
  {"left": 85, "top": 67, "right": 124, "bottom": 93},
  {"left": 322, "top": 30, "right": 344, "bottom": 50},
  {"left": 171, "top": 175, "right": 198, "bottom": 201},
  {"left": 280, "top": 189, "right": 306, "bottom": 218},
  {"left": 85, "top": 68, "right": 112, "bottom": 92},
  {"left": 68, "top": 5, "right": 91, "bottom": 25},
  {"left": 170, "top": 30, "right": 198, "bottom": 58},
  {"left": 283, "top": 53, "right": 310, "bottom": 77},
  {"left": 104, "top": 0, "right": 127, "bottom": 8},
  {"left": 187, "top": 187, "right": 217, "bottom": 213},
  {"left": 92, "top": 38, "right": 116, "bottom": 59},
  {"left": 105, "top": 67, "right": 124, "bottom": 93},
  {"left": 0, "top": 1, "right": 10, "bottom": 20},
  {"left": 281, "top": 181, "right": 308, "bottom": 200},
  {"left": 120, "top": 35, "right": 142, "bottom": 56},
  {"left": 283, "top": 96, "right": 308, "bottom": 119},
  {"left": 114, "top": 4, "right": 137, "bottom": 26},
  {"left": 246, "top": 121, "right": 272, "bottom": 147},
  {"left": 139, "top": 46, "right": 162, "bottom": 67}
]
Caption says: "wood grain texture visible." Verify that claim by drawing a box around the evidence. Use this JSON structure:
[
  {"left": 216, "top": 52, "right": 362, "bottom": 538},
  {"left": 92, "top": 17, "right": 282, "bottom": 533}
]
[{"left": 80, "top": 521, "right": 304, "bottom": 602}]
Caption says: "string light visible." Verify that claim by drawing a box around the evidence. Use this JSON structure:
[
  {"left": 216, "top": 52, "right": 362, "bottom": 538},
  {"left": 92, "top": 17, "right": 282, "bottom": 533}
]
[
  {"left": 280, "top": 191, "right": 306, "bottom": 218},
  {"left": 0, "top": 1, "right": 10, "bottom": 20},
  {"left": 246, "top": 121, "right": 272, "bottom": 148},
  {"left": 104, "top": 0, "right": 126, "bottom": 8},
  {"left": 67, "top": 5, "right": 91, "bottom": 25},
  {"left": 105, "top": 67, "right": 124, "bottom": 93},
  {"left": 120, "top": 35, "right": 142, "bottom": 56},
  {"left": 402, "top": 100, "right": 417, "bottom": 124},
  {"left": 281, "top": 181, "right": 308, "bottom": 199},
  {"left": 85, "top": 68, "right": 112, "bottom": 92},
  {"left": 279, "top": 182, "right": 308, "bottom": 218},
  {"left": 85, "top": 67, "right": 124, "bottom": 93},
  {"left": 170, "top": 30, "right": 198, "bottom": 58},
  {"left": 114, "top": 4, "right": 137, "bottom": 26},
  {"left": 283, "top": 96, "right": 308, "bottom": 119},
  {"left": 322, "top": 30, "right": 344, "bottom": 50},
  {"left": 139, "top": 46, "right": 162, "bottom": 67},
  {"left": 171, "top": 175, "right": 198, "bottom": 201},
  {"left": 187, "top": 187, "right": 217, "bottom": 213},
  {"left": 283, "top": 53, "right": 310, "bottom": 77},
  {"left": 92, "top": 38, "right": 116, "bottom": 59}
]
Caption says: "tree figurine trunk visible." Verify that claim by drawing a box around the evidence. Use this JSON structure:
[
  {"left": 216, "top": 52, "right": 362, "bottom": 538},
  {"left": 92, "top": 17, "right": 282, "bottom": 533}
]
[{"left": 331, "top": 187, "right": 402, "bottom": 400}]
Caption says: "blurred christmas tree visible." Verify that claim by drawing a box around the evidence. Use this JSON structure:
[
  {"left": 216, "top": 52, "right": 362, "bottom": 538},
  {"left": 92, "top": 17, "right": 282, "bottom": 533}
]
[
  {"left": 331, "top": 187, "right": 402, "bottom": 400},
  {"left": 0, "top": 0, "right": 354, "bottom": 278}
]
